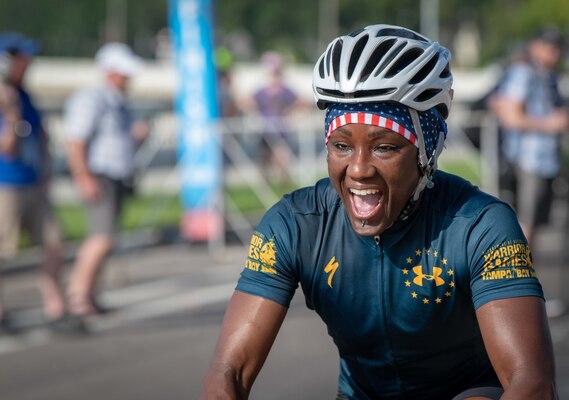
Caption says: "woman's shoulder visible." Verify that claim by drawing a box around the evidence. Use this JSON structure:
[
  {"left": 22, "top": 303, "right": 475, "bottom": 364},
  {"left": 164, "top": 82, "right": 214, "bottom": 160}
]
[{"left": 281, "top": 178, "right": 338, "bottom": 211}]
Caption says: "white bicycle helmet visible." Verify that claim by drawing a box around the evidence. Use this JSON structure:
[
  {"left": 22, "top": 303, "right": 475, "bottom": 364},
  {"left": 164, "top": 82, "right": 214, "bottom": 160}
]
[{"left": 313, "top": 24, "right": 453, "bottom": 119}]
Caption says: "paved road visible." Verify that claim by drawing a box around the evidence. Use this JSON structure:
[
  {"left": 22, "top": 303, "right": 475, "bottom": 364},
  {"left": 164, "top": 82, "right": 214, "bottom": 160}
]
[
  {"left": 0, "top": 243, "right": 339, "bottom": 400},
  {"left": 1, "top": 236, "right": 568, "bottom": 399}
]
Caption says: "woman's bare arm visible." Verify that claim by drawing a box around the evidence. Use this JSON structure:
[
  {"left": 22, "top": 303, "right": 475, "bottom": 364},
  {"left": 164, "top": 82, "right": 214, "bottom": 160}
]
[
  {"left": 200, "top": 291, "right": 288, "bottom": 399},
  {"left": 477, "top": 296, "right": 557, "bottom": 399}
]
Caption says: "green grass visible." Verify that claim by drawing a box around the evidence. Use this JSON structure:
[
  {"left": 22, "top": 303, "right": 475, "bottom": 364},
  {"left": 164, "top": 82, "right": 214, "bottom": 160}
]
[
  {"left": 225, "top": 182, "right": 297, "bottom": 212},
  {"left": 56, "top": 194, "right": 183, "bottom": 241},
  {"left": 55, "top": 184, "right": 296, "bottom": 241},
  {"left": 56, "top": 204, "right": 88, "bottom": 241},
  {"left": 438, "top": 157, "right": 482, "bottom": 186}
]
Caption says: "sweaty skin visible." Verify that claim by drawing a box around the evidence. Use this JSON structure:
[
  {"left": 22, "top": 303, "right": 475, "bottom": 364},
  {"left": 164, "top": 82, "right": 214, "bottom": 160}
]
[{"left": 326, "top": 124, "right": 420, "bottom": 237}]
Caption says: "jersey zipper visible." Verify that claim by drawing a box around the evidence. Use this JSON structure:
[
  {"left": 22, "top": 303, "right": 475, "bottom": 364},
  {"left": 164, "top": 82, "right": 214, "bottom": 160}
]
[{"left": 375, "top": 233, "right": 406, "bottom": 396}]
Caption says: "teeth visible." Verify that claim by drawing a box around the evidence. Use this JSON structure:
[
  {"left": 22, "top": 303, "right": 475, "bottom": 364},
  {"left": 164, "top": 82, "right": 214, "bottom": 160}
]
[{"left": 350, "top": 188, "right": 380, "bottom": 195}]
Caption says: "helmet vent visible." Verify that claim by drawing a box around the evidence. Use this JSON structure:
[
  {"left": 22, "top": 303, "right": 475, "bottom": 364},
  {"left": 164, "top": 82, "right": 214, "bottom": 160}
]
[
  {"left": 414, "top": 88, "right": 442, "bottom": 102},
  {"left": 331, "top": 39, "right": 343, "bottom": 82},
  {"left": 409, "top": 53, "right": 438, "bottom": 84},
  {"left": 355, "top": 88, "right": 397, "bottom": 97},
  {"left": 385, "top": 47, "right": 424, "bottom": 78},
  {"left": 318, "top": 58, "right": 326, "bottom": 78},
  {"left": 348, "top": 34, "right": 369, "bottom": 79},
  {"left": 316, "top": 88, "right": 396, "bottom": 101},
  {"left": 315, "top": 87, "right": 396, "bottom": 99},
  {"left": 376, "top": 27, "right": 429, "bottom": 43},
  {"left": 385, "top": 48, "right": 424, "bottom": 78},
  {"left": 439, "top": 62, "right": 451, "bottom": 78},
  {"left": 360, "top": 40, "right": 393, "bottom": 82},
  {"left": 374, "top": 40, "right": 405, "bottom": 77},
  {"left": 325, "top": 46, "right": 332, "bottom": 77},
  {"left": 348, "top": 28, "right": 365, "bottom": 37},
  {"left": 436, "top": 104, "right": 449, "bottom": 119}
]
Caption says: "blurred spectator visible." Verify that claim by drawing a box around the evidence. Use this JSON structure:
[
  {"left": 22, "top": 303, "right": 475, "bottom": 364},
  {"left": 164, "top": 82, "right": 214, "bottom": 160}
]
[
  {"left": 63, "top": 42, "right": 148, "bottom": 320},
  {"left": 0, "top": 32, "right": 70, "bottom": 334},
  {"left": 246, "top": 51, "right": 303, "bottom": 185},
  {"left": 153, "top": 27, "right": 172, "bottom": 61},
  {"left": 217, "top": 69, "right": 239, "bottom": 118},
  {"left": 215, "top": 46, "right": 240, "bottom": 118},
  {"left": 490, "top": 26, "right": 569, "bottom": 248}
]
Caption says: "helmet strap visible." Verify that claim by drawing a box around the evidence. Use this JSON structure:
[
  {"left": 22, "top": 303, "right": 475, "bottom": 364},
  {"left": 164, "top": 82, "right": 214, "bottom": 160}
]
[
  {"left": 407, "top": 108, "right": 446, "bottom": 203},
  {"left": 408, "top": 108, "right": 431, "bottom": 202},
  {"left": 396, "top": 108, "right": 448, "bottom": 222},
  {"left": 408, "top": 108, "right": 429, "bottom": 171}
]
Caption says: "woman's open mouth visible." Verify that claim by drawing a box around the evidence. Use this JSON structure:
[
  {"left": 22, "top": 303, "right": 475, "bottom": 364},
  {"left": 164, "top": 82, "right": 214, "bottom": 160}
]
[{"left": 349, "top": 188, "right": 383, "bottom": 220}]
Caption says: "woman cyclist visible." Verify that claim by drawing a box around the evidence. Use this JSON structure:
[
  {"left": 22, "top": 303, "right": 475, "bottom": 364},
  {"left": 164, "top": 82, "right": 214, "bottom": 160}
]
[{"left": 200, "top": 24, "right": 557, "bottom": 400}]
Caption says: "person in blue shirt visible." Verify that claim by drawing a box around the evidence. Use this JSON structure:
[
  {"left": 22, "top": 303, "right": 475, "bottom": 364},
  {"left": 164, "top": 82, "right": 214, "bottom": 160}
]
[
  {"left": 201, "top": 25, "right": 557, "bottom": 399},
  {"left": 491, "top": 27, "right": 568, "bottom": 248},
  {"left": 0, "top": 33, "right": 79, "bottom": 334},
  {"left": 490, "top": 27, "right": 569, "bottom": 319}
]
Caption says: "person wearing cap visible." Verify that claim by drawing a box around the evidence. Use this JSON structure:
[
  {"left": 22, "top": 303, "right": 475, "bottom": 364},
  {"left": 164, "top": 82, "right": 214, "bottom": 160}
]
[
  {"left": 63, "top": 42, "right": 147, "bottom": 321},
  {"left": 0, "top": 32, "right": 69, "bottom": 334},
  {"left": 201, "top": 24, "right": 557, "bottom": 399},
  {"left": 492, "top": 27, "right": 569, "bottom": 248}
]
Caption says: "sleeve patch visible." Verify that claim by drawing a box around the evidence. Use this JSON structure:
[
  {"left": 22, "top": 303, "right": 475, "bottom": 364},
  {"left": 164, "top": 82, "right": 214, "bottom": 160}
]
[
  {"left": 245, "top": 232, "right": 278, "bottom": 275},
  {"left": 481, "top": 240, "right": 536, "bottom": 281}
]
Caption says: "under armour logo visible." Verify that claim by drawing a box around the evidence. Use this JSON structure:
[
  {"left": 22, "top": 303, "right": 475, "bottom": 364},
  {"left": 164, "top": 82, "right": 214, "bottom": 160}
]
[{"left": 412, "top": 266, "right": 445, "bottom": 287}]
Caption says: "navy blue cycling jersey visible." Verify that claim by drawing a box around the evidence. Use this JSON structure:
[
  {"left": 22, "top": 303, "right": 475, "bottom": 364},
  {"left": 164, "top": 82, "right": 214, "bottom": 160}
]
[{"left": 237, "top": 170, "right": 543, "bottom": 399}]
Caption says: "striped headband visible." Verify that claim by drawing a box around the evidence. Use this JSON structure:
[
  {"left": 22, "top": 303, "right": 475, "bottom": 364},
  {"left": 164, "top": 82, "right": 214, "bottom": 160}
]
[{"left": 324, "top": 102, "right": 447, "bottom": 159}]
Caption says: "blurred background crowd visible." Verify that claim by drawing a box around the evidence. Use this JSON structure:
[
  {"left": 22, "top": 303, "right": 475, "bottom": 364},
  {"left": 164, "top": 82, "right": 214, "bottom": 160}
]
[
  {"left": 0, "top": 0, "right": 569, "bottom": 398},
  {"left": 0, "top": 0, "right": 565, "bottom": 246},
  {"left": 1, "top": 0, "right": 569, "bottom": 347}
]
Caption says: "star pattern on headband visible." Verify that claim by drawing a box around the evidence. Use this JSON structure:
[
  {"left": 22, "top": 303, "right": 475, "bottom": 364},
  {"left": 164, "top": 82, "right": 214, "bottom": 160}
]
[{"left": 324, "top": 102, "right": 447, "bottom": 160}]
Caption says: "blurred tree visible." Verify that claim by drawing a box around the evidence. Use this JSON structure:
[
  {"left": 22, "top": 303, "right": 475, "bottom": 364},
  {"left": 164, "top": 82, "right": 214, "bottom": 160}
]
[
  {"left": 0, "top": 1, "right": 106, "bottom": 57},
  {"left": 214, "top": 0, "right": 319, "bottom": 61},
  {"left": 0, "top": 0, "right": 567, "bottom": 66},
  {"left": 0, "top": 0, "right": 167, "bottom": 58},
  {"left": 214, "top": 0, "right": 569, "bottom": 65},
  {"left": 480, "top": 0, "right": 569, "bottom": 65}
]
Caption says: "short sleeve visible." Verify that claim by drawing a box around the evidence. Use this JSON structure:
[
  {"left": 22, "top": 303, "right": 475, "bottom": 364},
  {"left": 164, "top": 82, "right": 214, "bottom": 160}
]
[
  {"left": 236, "top": 199, "right": 299, "bottom": 307},
  {"left": 63, "top": 89, "right": 102, "bottom": 141},
  {"left": 467, "top": 202, "right": 544, "bottom": 309}
]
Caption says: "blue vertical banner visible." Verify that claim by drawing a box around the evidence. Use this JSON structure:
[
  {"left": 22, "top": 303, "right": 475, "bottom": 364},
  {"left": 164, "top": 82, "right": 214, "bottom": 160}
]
[{"left": 169, "top": 0, "right": 222, "bottom": 241}]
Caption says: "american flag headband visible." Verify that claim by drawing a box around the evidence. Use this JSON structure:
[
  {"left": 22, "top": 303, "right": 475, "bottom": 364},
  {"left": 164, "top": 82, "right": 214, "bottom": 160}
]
[
  {"left": 325, "top": 112, "right": 418, "bottom": 147},
  {"left": 324, "top": 107, "right": 446, "bottom": 199}
]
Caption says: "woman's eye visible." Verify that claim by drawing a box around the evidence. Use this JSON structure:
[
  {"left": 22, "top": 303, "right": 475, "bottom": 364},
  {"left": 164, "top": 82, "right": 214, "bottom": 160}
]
[
  {"left": 333, "top": 143, "right": 351, "bottom": 152},
  {"left": 374, "top": 145, "right": 398, "bottom": 153}
]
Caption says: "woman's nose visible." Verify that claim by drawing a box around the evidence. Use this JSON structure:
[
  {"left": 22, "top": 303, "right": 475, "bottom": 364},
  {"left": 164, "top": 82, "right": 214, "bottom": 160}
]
[{"left": 348, "top": 149, "right": 375, "bottom": 179}]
